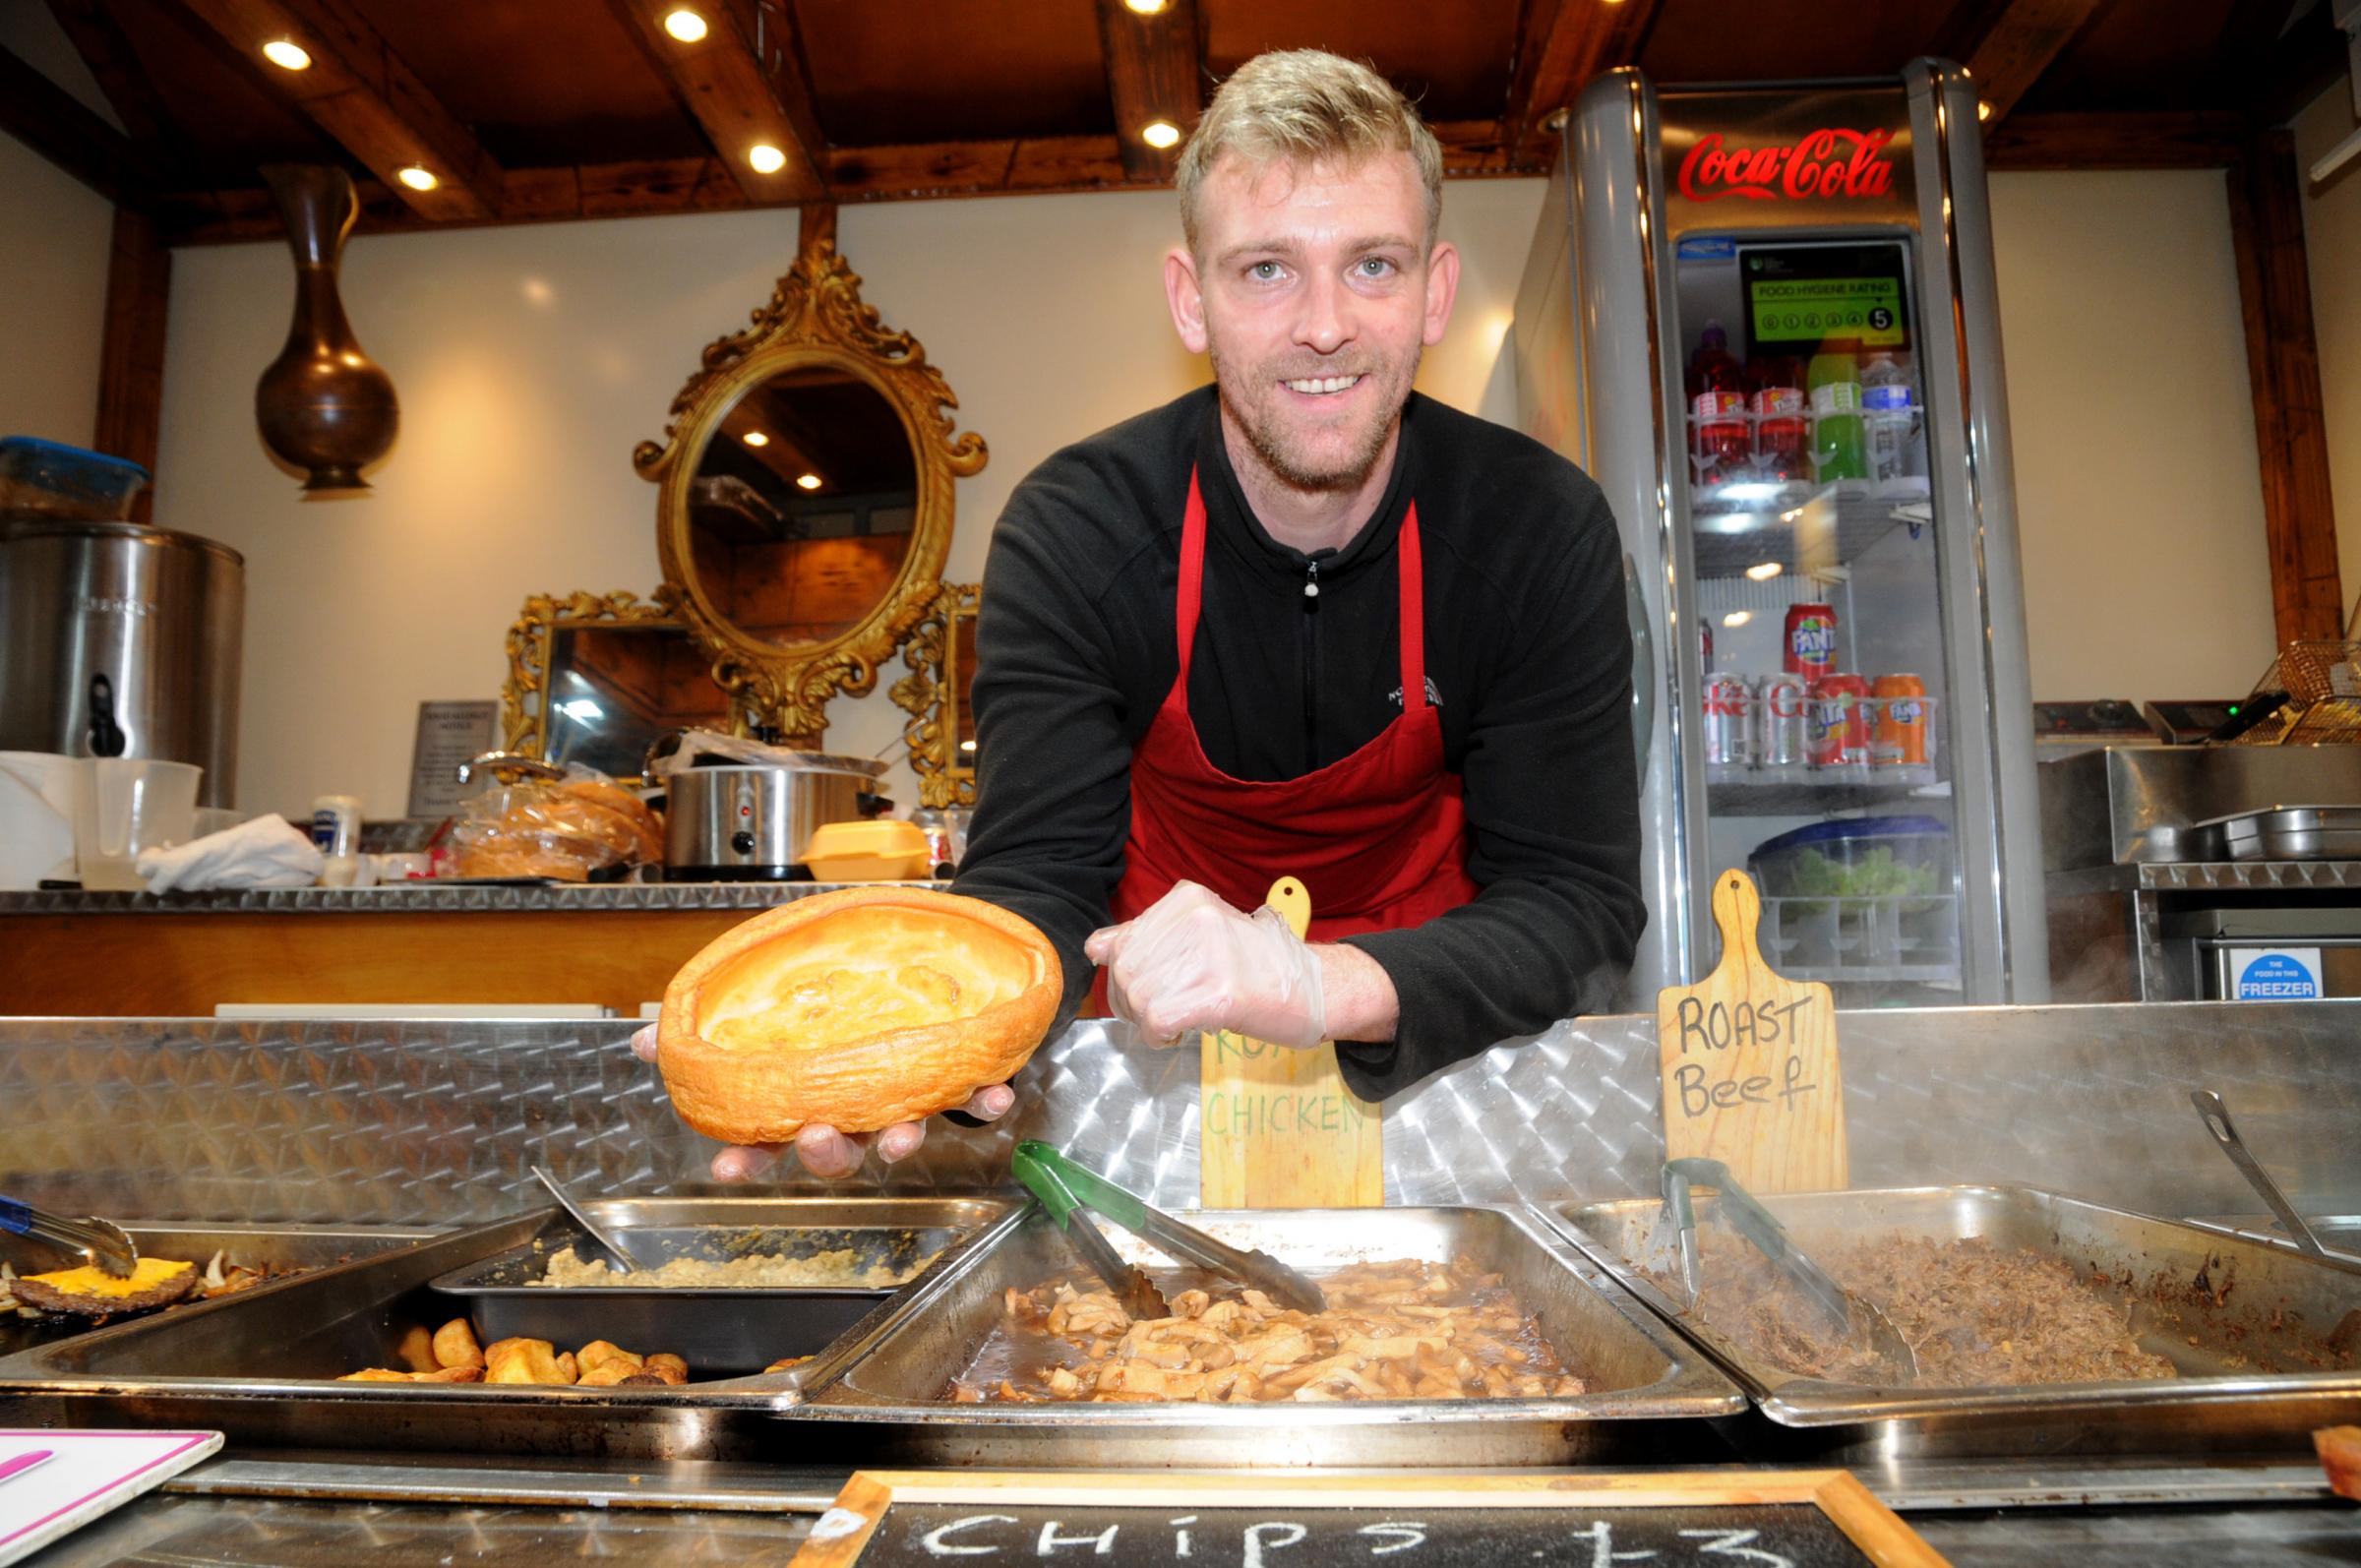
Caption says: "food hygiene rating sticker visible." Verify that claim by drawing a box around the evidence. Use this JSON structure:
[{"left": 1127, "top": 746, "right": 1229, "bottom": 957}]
[{"left": 2231, "top": 948, "right": 2323, "bottom": 1001}]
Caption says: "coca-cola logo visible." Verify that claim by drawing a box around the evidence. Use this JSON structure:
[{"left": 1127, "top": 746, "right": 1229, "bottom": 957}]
[{"left": 1677, "top": 129, "right": 1899, "bottom": 204}]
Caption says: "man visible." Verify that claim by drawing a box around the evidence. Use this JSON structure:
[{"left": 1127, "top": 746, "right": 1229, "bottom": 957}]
[{"left": 675, "top": 48, "right": 1644, "bottom": 1178}]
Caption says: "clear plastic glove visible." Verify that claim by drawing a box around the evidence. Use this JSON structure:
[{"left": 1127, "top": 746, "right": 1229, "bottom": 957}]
[
  {"left": 628, "top": 1025, "right": 1015, "bottom": 1180},
  {"left": 1084, "top": 879, "right": 1327, "bottom": 1050}
]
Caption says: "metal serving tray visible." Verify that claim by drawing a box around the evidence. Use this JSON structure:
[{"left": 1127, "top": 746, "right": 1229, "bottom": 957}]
[
  {"left": 1551, "top": 1185, "right": 2361, "bottom": 1459},
  {"left": 792, "top": 1203, "right": 1748, "bottom": 1468},
  {"left": 2189, "top": 806, "right": 2361, "bottom": 862},
  {"left": 0, "top": 1201, "right": 1006, "bottom": 1460},
  {"left": 0, "top": 1223, "right": 436, "bottom": 1359},
  {"left": 428, "top": 1196, "right": 1010, "bottom": 1372}
]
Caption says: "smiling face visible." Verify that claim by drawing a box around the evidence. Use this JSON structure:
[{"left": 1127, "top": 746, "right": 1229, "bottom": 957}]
[{"left": 1166, "top": 149, "right": 1459, "bottom": 497}]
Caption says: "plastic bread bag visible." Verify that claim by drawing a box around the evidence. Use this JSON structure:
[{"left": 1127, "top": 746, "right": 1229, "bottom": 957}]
[{"left": 444, "top": 768, "right": 663, "bottom": 880}]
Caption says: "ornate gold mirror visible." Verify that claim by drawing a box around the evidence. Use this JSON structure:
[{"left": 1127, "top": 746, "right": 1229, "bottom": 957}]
[
  {"left": 637, "top": 210, "right": 985, "bottom": 746},
  {"left": 503, "top": 588, "right": 734, "bottom": 781},
  {"left": 892, "top": 581, "right": 980, "bottom": 808}
]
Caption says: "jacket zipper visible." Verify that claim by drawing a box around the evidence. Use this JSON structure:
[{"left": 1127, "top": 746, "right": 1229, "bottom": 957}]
[{"left": 1301, "top": 559, "right": 1320, "bottom": 763}]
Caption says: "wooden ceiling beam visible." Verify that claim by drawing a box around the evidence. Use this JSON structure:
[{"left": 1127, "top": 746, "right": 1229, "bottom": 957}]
[
  {"left": 604, "top": 0, "right": 826, "bottom": 203},
  {"left": 173, "top": 0, "right": 503, "bottom": 221},
  {"left": 157, "top": 121, "right": 1533, "bottom": 245},
  {"left": 1502, "top": 0, "right": 1664, "bottom": 165},
  {"left": 44, "top": 0, "right": 181, "bottom": 151},
  {"left": 1962, "top": 0, "right": 2107, "bottom": 126},
  {"left": 1094, "top": 0, "right": 1204, "bottom": 183},
  {"left": 0, "top": 43, "right": 159, "bottom": 205},
  {"left": 1980, "top": 110, "right": 2244, "bottom": 170}
]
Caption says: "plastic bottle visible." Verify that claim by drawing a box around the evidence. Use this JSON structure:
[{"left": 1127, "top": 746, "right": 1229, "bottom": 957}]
[
  {"left": 1861, "top": 350, "right": 1914, "bottom": 485},
  {"left": 1687, "top": 321, "right": 1751, "bottom": 488},
  {"left": 1747, "top": 353, "right": 1808, "bottom": 483},
  {"left": 1806, "top": 340, "right": 1865, "bottom": 483}
]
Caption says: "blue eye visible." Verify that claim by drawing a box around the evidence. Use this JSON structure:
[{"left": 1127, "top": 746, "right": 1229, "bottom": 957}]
[
  {"left": 1248, "top": 261, "right": 1283, "bottom": 281},
  {"left": 1357, "top": 257, "right": 1396, "bottom": 278}
]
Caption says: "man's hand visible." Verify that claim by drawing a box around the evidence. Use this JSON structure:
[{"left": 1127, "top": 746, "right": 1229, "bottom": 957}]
[
  {"left": 628, "top": 1025, "right": 1015, "bottom": 1180},
  {"left": 1085, "top": 880, "right": 1333, "bottom": 1049}
]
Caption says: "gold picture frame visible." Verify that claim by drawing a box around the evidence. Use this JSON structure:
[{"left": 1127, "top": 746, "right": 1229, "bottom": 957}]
[
  {"left": 891, "top": 580, "right": 980, "bottom": 809},
  {"left": 636, "top": 209, "right": 986, "bottom": 748},
  {"left": 502, "top": 585, "right": 733, "bottom": 781}
]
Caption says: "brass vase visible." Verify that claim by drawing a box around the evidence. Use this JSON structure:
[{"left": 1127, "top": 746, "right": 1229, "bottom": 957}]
[{"left": 256, "top": 165, "right": 398, "bottom": 492}]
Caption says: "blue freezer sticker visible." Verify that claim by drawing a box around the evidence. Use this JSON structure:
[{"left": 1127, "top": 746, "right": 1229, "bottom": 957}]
[
  {"left": 2234, "top": 950, "right": 2320, "bottom": 1000},
  {"left": 1676, "top": 237, "right": 1737, "bottom": 261}
]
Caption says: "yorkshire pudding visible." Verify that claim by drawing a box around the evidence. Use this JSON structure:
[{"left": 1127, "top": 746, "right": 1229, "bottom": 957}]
[{"left": 657, "top": 887, "right": 1061, "bottom": 1143}]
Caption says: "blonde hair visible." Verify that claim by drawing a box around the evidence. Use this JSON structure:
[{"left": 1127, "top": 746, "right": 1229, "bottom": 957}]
[{"left": 1177, "top": 50, "right": 1443, "bottom": 256}]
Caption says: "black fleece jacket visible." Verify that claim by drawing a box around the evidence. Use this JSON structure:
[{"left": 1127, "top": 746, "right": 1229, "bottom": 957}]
[{"left": 951, "top": 386, "right": 1645, "bottom": 1100}]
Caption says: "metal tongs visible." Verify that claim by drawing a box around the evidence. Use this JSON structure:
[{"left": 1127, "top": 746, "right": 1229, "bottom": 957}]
[
  {"left": 0, "top": 1194, "right": 138, "bottom": 1278},
  {"left": 1011, "top": 1141, "right": 1327, "bottom": 1319},
  {"left": 1659, "top": 1158, "right": 1917, "bottom": 1386}
]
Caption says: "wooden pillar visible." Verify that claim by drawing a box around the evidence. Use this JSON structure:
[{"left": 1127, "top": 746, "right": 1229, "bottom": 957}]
[
  {"left": 94, "top": 204, "right": 170, "bottom": 522},
  {"left": 2226, "top": 129, "right": 2343, "bottom": 645}
]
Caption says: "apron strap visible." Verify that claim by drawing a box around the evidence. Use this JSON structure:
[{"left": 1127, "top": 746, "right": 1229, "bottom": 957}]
[
  {"left": 1176, "top": 469, "right": 1210, "bottom": 689},
  {"left": 1175, "top": 466, "right": 1426, "bottom": 713},
  {"left": 1398, "top": 502, "right": 1426, "bottom": 713}
]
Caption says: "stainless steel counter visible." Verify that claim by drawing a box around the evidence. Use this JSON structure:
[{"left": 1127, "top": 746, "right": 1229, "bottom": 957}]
[
  {"left": 0, "top": 880, "right": 945, "bottom": 915},
  {"left": 28, "top": 1456, "right": 2353, "bottom": 1566}
]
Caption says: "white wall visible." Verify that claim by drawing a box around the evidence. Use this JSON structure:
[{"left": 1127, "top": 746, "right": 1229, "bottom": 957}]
[
  {"left": 2297, "top": 76, "right": 2361, "bottom": 626},
  {"left": 147, "top": 149, "right": 2331, "bottom": 818},
  {"left": 1986, "top": 168, "right": 2278, "bottom": 700},
  {"left": 0, "top": 130, "right": 113, "bottom": 449},
  {"left": 151, "top": 180, "right": 1545, "bottom": 818}
]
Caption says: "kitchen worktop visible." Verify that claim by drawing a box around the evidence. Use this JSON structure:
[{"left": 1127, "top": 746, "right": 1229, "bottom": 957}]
[{"left": 0, "top": 879, "right": 948, "bottom": 915}]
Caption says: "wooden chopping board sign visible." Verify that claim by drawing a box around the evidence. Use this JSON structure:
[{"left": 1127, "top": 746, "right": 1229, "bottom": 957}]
[
  {"left": 1199, "top": 877, "right": 1383, "bottom": 1208},
  {"left": 1658, "top": 868, "right": 1846, "bottom": 1193}
]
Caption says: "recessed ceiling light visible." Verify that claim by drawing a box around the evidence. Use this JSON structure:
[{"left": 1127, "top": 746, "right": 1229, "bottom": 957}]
[
  {"left": 395, "top": 165, "right": 439, "bottom": 192},
  {"left": 1122, "top": 0, "right": 1168, "bottom": 12},
  {"left": 1141, "top": 120, "right": 1182, "bottom": 151},
  {"left": 261, "top": 38, "right": 311, "bottom": 70},
  {"left": 1722, "top": 610, "right": 1753, "bottom": 628},
  {"left": 749, "top": 143, "right": 787, "bottom": 174},
  {"left": 741, "top": 431, "right": 769, "bottom": 448},
  {"left": 1745, "top": 561, "right": 1784, "bottom": 581},
  {"left": 662, "top": 7, "right": 708, "bottom": 42},
  {"left": 795, "top": 472, "right": 822, "bottom": 491}
]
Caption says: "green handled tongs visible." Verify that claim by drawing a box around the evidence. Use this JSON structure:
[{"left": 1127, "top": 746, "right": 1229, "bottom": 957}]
[
  {"left": 1012, "top": 1141, "right": 1327, "bottom": 1317},
  {"left": 1660, "top": 1157, "right": 1917, "bottom": 1386}
]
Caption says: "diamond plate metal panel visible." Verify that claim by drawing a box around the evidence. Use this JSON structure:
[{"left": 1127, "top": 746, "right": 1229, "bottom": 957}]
[{"left": 0, "top": 1004, "right": 2356, "bottom": 1225}]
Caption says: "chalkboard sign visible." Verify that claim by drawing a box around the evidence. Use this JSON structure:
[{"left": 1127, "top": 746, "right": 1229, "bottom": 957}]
[{"left": 790, "top": 1472, "right": 1946, "bottom": 1568}]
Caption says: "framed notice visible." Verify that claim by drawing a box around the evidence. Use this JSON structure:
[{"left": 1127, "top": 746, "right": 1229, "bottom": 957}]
[
  {"left": 406, "top": 700, "right": 501, "bottom": 818},
  {"left": 789, "top": 1470, "right": 1948, "bottom": 1568}
]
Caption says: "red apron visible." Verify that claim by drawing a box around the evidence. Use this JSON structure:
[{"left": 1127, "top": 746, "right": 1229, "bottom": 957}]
[{"left": 1109, "top": 467, "right": 1481, "bottom": 942}]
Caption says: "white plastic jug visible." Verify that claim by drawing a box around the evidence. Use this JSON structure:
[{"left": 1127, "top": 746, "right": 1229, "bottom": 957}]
[
  {"left": 73, "top": 757, "right": 201, "bottom": 891},
  {"left": 0, "top": 752, "right": 83, "bottom": 889}
]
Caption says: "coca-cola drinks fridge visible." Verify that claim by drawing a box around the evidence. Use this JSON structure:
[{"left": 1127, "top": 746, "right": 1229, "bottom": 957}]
[{"left": 1512, "top": 60, "right": 2045, "bottom": 1008}]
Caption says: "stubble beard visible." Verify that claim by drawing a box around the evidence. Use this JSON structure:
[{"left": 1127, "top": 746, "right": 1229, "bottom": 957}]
[{"left": 1209, "top": 341, "right": 1420, "bottom": 496}]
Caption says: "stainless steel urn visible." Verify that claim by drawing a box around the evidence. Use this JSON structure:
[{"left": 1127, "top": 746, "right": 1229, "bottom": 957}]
[{"left": 0, "top": 521, "right": 246, "bottom": 808}]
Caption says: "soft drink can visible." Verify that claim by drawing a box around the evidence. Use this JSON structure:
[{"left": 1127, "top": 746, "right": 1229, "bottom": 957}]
[
  {"left": 1756, "top": 672, "right": 1809, "bottom": 767},
  {"left": 1703, "top": 674, "right": 1754, "bottom": 767},
  {"left": 1807, "top": 673, "right": 1871, "bottom": 767},
  {"left": 1872, "top": 673, "right": 1929, "bottom": 766},
  {"left": 1784, "top": 602, "right": 1839, "bottom": 677}
]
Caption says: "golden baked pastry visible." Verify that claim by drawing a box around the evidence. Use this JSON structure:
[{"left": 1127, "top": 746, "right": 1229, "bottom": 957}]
[{"left": 657, "top": 887, "right": 1062, "bottom": 1142}]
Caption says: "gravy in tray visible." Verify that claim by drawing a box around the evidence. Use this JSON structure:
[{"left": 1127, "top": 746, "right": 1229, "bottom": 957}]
[{"left": 947, "top": 1255, "right": 1586, "bottom": 1404}]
